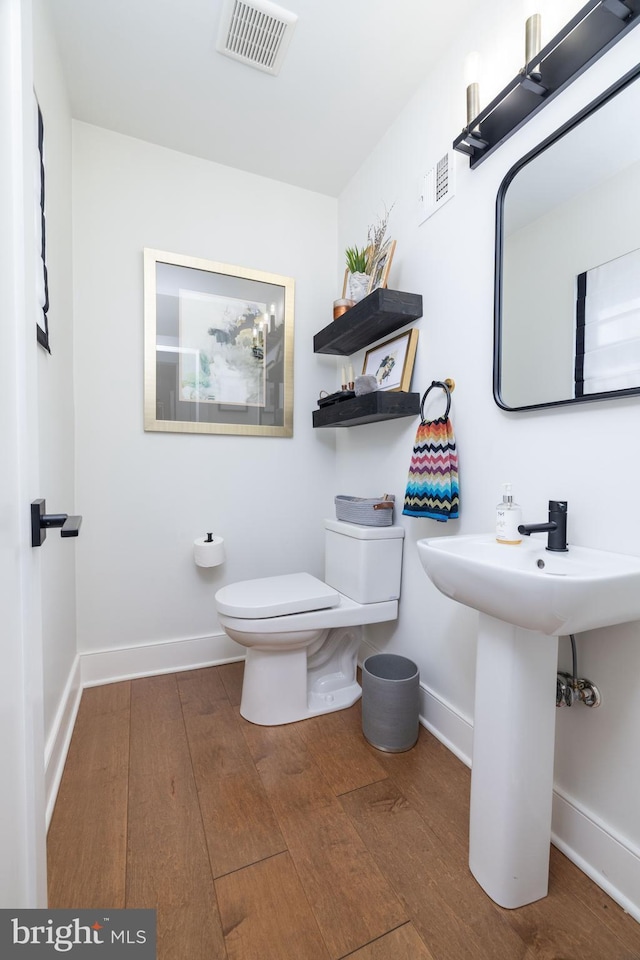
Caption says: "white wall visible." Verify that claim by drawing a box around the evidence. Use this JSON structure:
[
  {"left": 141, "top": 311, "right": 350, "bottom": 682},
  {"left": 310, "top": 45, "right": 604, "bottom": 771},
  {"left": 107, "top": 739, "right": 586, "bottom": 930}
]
[
  {"left": 72, "top": 124, "right": 338, "bottom": 662},
  {"left": 337, "top": 0, "right": 640, "bottom": 918}
]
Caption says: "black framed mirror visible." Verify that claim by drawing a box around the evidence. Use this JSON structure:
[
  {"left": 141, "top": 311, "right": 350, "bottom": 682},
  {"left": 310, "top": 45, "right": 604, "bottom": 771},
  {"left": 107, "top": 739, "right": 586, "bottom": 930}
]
[{"left": 494, "top": 62, "right": 640, "bottom": 411}]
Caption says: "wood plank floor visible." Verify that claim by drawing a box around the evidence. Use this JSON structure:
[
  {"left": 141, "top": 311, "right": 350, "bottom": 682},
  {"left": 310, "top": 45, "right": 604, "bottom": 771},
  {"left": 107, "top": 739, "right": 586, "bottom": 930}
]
[{"left": 48, "top": 664, "right": 640, "bottom": 960}]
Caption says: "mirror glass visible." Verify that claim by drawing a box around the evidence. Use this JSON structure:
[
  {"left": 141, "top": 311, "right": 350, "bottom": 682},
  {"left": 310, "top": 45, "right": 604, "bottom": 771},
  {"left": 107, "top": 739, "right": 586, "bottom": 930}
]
[{"left": 495, "top": 65, "right": 640, "bottom": 410}]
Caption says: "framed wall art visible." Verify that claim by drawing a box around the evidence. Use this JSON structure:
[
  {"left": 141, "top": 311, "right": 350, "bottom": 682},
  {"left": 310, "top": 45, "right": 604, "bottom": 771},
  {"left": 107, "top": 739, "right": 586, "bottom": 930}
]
[
  {"left": 144, "top": 249, "right": 294, "bottom": 436},
  {"left": 362, "top": 328, "right": 419, "bottom": 391},
  {"left": 35, "top": 97, "right": 50, "bottom": 352}
]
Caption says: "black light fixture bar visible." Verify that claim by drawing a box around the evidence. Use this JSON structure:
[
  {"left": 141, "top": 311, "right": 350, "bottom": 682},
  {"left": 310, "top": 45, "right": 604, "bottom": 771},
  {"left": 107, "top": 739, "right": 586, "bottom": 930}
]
[{"left": 454, "top": 0, "right": 640, "bottom": 168}]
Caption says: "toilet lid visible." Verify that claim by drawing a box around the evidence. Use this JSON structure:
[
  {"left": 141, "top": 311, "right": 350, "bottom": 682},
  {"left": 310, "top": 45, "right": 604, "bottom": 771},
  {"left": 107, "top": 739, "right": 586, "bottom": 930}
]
[{"left": 215, "top": 572, "right": 340, "bottom": 619}]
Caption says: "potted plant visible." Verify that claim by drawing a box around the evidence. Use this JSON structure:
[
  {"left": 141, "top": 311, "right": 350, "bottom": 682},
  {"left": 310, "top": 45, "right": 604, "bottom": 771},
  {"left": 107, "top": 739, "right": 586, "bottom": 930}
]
[
  {"left": 343, "top": 205, "right": 396, "bottom": 304},
  {"left": 344, "top": 245, "right": 369, "bottom": 303}
]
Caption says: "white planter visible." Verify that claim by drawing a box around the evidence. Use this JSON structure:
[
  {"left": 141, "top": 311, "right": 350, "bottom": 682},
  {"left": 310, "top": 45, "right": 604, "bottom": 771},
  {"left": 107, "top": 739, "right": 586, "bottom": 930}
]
[{"left": 347, "top": 271, "right": 370, "bottom": 303}]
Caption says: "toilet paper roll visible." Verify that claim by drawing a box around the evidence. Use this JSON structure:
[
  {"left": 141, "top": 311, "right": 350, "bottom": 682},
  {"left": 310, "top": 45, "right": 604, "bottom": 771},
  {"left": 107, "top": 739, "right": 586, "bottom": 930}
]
[{"left": 194, "top": 535, "right": 225, "bottom": 568}]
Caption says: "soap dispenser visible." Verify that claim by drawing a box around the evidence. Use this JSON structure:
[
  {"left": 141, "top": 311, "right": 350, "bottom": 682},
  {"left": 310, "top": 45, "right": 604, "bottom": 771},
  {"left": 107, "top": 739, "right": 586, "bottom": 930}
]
[{"left": 496, "top": 483, "right": 522, "bottom": 544}]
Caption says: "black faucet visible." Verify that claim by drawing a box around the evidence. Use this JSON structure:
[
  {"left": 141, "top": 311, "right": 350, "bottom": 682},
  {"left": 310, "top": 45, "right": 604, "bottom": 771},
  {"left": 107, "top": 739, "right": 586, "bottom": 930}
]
[{"left": 518, "top": 500, "right": 568, "bottom": 552}]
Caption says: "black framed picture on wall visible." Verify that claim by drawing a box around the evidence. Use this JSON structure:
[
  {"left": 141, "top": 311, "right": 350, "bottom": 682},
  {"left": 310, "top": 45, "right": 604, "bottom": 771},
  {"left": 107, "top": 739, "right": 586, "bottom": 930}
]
[{"left": 35, "top": 96, "right": 50, "bottom": 352}]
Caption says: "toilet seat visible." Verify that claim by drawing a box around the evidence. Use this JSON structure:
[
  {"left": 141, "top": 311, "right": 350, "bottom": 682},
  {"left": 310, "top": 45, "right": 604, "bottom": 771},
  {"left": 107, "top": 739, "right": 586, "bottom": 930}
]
[
  {"left": 217, "top": 589, "right": 398, "bottom": 634},
  {"left": 215, "top": 572, "right": 339, "bottom": 619}
]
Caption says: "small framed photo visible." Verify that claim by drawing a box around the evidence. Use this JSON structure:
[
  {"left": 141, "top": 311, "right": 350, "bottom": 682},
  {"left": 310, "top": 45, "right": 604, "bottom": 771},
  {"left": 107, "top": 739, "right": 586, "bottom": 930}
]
[
  {"left": 367, "top": 239, "right": 396, "bottom": 294},
  {"left": 362, "top": 328, "right": 419, "bottom": 392}
]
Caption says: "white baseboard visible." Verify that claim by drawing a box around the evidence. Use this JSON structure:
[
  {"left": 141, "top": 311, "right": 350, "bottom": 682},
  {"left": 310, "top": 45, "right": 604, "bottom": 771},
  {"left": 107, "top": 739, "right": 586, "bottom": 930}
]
[
  {"left": 45, "top": 632, "right": 244, "bottom": 828},
  {"left": 359, "top": 638, "right": 640, "bottom": 924},
  {"left": 44, "top": 655, "right": 83, "bottom": 829},
  {"left": 552, "top": 789, "right": 640, "bottom": 924},
  {"left": 79, "top": 632, "right": 244, "bottom": 687},
  {"left": 418, "top": 680, "right": 473, "bottom": 768}
]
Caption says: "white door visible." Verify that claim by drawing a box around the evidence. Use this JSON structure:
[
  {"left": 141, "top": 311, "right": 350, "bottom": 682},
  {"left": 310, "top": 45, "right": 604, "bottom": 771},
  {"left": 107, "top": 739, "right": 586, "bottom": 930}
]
[{"left": 0, "top": 0, "right": 48, "bottom": 907}]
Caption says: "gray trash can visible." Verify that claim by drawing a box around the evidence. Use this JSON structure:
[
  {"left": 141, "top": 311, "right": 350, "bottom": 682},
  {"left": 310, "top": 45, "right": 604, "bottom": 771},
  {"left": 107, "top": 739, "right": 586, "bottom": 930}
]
[{"left": 362, "top": 654, "right": 420, "bottom": 752}]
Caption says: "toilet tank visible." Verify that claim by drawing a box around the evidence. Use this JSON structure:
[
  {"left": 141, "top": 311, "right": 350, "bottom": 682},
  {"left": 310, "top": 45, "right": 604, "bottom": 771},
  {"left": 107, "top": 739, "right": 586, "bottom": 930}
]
[{"left": 324, "top": 518, "right": 405, "bottom": 603}]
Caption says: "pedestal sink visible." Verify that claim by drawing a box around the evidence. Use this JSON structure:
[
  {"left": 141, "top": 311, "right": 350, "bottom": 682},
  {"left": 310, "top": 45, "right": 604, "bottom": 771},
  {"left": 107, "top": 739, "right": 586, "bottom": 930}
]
[{"left": 417, "top": 533, "right": 640, "bottom": 909}]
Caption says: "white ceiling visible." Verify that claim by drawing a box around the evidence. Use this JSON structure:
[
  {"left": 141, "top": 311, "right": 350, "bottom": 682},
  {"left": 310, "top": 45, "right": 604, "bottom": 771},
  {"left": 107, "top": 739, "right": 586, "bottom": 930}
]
[{"left": 47, "top": 0, "right": 481, "bottom": 197}]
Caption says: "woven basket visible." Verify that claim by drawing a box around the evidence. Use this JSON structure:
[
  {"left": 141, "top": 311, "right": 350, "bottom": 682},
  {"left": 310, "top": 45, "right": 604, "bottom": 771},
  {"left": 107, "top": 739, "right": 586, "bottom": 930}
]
[{"left": 335, "top": 494, "right": 395, "bottom": 526}]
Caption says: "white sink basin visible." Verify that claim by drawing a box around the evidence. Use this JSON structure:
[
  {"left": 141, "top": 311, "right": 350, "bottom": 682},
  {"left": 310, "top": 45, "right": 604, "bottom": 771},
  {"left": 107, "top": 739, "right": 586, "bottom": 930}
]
[{"left": 417, "top": 533, "right": 640, "bottom": 635}]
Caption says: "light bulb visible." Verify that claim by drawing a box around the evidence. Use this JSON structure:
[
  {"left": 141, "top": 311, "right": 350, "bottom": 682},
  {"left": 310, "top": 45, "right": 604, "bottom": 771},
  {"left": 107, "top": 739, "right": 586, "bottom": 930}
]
[
  {"left": 463, "top": 51, "right": 481, "bottom": 88},
  {"left": 464, "top": 52, "right": 481, "bottom": 126}
]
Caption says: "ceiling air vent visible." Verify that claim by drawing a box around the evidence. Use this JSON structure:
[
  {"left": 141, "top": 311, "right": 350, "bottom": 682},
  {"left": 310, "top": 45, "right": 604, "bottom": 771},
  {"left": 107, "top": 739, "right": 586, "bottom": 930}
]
[{"left": 216, "top": 0, "right": 298, "bottom": 76}]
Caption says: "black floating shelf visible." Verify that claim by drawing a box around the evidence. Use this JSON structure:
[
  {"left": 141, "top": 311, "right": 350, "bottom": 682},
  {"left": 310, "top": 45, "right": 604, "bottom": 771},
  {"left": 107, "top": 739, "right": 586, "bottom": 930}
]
[
  {"left": 314, "top": 288, "right": 423, "bottom": 356},
  {"left": 312, "top": 391, "right": 420, "bottom": 428}
]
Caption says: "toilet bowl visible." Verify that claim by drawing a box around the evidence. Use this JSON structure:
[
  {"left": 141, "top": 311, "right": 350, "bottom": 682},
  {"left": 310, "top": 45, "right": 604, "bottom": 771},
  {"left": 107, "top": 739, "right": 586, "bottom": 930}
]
[{"left": 215, "top": 520, "right": 405, "bottom": 725}]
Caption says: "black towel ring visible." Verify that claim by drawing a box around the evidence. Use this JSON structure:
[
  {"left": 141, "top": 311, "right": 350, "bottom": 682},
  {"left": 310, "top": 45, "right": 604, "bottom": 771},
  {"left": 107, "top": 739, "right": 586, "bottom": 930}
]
[{"left": 420, "top": 379, "right": 455, "bottom": 422}]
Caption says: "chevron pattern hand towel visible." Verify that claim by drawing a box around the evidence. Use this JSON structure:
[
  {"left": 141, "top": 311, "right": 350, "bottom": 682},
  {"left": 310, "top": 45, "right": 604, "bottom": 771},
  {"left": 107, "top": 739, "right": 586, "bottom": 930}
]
[{"left": 403, "top": 417, "right": 460, "bottom": 521}]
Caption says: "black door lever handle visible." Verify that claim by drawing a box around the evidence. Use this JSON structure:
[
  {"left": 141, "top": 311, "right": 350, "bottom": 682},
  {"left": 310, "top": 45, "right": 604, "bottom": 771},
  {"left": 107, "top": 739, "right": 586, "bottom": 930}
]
[{"left": 31, "top": 499, "right": 83, "bottom": 547}]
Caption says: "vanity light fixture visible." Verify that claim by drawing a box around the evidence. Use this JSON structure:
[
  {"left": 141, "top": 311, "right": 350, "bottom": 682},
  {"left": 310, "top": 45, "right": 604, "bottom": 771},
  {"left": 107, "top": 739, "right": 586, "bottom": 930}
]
[{"left": 454, "top": 0, "right": 640, "bottom": 168}]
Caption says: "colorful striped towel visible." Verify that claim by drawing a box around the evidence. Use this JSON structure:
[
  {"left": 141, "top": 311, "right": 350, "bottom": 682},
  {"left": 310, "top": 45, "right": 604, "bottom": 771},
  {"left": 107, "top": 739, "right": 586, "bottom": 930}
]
[{"left": 402, "top": 416, "right": 460, "bottom": 521}]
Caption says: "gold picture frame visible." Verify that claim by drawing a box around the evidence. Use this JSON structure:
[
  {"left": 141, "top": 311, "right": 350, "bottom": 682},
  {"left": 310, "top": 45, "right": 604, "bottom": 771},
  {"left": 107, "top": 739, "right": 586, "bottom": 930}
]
[
  {"left": 362, "top": 328, "right": 419, "bottom": 392},
  {"left": 144, "top": 249, "right": 294, "bottom": 436}
]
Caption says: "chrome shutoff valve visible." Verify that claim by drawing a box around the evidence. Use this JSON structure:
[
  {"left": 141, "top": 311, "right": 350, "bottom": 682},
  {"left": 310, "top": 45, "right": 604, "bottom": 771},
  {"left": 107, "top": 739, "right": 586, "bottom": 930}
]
[
  {"left": 556, "top": 672, "right": 574, "bottom": 706},
  {"left": 556, "top": 671, "right": 601, "bottom": 708},
  {"left": 576, "top": 678, "right": 601, "bottom": 708}
]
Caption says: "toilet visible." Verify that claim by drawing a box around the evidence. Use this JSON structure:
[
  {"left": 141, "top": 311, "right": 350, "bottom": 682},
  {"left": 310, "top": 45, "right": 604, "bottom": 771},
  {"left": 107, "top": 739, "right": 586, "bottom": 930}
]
[{"left": 214, "top": 518, "right": 405, "bottom": 725}]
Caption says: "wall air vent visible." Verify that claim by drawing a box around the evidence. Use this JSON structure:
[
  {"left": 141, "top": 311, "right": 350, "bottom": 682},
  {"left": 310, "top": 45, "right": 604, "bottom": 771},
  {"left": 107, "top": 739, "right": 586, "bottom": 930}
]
[
  {"left": 216, "top": 0, "right": 298, "bottom": 76},
  {"left": 418, "top": 151, "right": 456, "bottom": 225}
]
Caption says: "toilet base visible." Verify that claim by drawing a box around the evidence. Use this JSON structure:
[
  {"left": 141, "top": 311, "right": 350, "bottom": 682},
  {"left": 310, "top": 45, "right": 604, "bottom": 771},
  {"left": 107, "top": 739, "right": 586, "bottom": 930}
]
[
  {"left": 239, "top": 626, "right": 362, "bottom": 726},
  {"left": 308, "top": 681, "right": 361, "bottom": 718}
]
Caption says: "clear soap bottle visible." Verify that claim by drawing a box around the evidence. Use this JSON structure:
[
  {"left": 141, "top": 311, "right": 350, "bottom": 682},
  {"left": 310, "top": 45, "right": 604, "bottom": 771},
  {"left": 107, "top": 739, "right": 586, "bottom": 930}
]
[{"left": 496, "top": 483, "right": 522, "bottom": 544}]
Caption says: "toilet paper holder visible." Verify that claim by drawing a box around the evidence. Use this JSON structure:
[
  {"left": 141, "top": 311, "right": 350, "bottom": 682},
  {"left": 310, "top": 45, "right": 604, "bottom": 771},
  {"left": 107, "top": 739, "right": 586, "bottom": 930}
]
[
  {"left": 31, "top": 498, "right": 82, "bottom": 547},
  {"left": 194, "top": 531, "right": 225, "bottom": 568}
]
